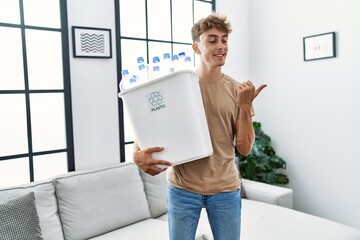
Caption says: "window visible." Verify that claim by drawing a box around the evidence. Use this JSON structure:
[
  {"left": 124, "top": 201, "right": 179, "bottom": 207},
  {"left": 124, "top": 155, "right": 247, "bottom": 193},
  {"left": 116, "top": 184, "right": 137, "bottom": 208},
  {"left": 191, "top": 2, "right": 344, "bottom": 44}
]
[
  {"left": 115, "top": 0, "right": 215, "bottom": 161},
  {"left": 0, "top": 0, "right": 74, "bottom": 187}
]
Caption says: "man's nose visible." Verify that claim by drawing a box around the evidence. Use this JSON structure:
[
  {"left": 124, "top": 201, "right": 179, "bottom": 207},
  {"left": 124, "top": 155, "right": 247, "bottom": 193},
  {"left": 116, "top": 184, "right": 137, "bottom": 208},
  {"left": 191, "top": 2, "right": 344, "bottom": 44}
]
[{"left": 217, "top": 42, "right": 225, "bottom": 49}]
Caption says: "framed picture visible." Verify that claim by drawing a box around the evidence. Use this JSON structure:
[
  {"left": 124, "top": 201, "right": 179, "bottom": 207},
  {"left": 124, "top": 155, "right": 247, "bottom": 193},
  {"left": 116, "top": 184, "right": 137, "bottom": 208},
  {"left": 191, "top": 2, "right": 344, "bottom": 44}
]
[
  {"left": 72, "top": 26, "right": 112, "bottom": 58},
  {"left": 303, "top": 32, "right": 336, "bottom": 61}
]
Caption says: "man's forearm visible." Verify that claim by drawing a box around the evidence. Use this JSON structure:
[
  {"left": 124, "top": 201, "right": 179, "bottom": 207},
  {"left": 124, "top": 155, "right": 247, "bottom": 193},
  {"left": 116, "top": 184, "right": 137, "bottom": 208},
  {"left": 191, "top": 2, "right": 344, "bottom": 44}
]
[{"left": 236, "top": 105, "right": 255, "bottom": 156}]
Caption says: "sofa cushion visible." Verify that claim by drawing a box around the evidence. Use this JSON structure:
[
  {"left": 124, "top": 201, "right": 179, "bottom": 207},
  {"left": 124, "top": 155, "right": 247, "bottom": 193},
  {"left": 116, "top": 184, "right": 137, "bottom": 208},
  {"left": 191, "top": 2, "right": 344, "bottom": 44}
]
[
  {"left": 140, "top": 170, "right": 168, "bottom": 218},
  {"left": 0, "top": 180, "right": 64, "bottom": 240},
  {"left": 88, "top": 218, "right": 206, "bottom": 240},
  {"left": 54, "top": 162, "right": 151, "bottom": 240},
  {"left": 187, "top": 199, "right": 360, "bottom": 240},
  {"left": 0, "top": 192, "right": 43, "bottom": 240},
  {"left": 241, "top": 179, "right": 293, "bottom": 208},
  {"left": 241, "top": 199, "right": 360, "bottom": 240}
]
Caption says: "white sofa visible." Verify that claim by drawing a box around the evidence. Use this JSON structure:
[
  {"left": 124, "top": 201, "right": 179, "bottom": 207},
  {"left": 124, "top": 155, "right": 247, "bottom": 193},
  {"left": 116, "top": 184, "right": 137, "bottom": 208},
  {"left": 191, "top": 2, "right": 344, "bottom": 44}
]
[{"left": 0, "top": 162, "right": 359, "bottom": 240}]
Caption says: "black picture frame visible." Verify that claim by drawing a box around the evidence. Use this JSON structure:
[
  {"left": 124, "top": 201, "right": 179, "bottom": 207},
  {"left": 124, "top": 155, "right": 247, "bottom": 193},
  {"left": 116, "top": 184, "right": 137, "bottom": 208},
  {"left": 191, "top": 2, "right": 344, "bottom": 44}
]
[
  {"left": 72, "top": 26, "right": 112, "bottom": 58},
  {"left": 303, "top": 32, "right": 336, "bottom": 61}
]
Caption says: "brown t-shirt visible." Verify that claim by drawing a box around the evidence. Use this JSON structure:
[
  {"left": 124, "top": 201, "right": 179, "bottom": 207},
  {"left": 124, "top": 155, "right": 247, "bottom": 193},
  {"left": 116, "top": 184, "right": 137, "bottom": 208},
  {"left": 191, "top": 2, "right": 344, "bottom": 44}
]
[{"left": 166, "top": 74, "right": 241, "bottom": 195}]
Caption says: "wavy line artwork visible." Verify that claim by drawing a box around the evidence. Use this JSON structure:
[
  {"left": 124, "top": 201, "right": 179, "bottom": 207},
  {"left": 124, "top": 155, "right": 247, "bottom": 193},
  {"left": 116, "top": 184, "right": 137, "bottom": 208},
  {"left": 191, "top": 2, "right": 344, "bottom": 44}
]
[{"left": 80, "top": 33, "right": 105, "bottom": 53}]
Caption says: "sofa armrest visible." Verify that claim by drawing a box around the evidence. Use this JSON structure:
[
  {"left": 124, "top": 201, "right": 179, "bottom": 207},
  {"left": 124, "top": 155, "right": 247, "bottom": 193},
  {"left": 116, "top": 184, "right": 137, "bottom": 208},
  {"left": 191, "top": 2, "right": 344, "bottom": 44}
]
[{"left": 241, "top": 179, "right": 293, "bottom": 209}]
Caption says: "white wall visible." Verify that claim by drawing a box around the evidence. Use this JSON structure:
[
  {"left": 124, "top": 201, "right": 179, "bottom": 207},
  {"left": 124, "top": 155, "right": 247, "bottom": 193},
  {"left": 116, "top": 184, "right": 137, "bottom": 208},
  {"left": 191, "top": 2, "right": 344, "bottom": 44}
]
[
  {"left": 67, "top": 0, "right": 120, "bottom": 170},
  {"left": 248, "top": 0, "right": 360, "bottom": 229},
  {"left": 216, "top": 0, "right": 250, "bottom": 80}
]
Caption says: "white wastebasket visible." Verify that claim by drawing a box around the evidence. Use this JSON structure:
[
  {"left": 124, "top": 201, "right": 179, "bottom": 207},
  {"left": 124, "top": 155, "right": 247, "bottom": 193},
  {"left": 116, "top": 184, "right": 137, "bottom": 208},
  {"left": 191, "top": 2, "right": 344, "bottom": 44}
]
[{"left": 118, "top": 70, "right": 213, "bottom": 166}]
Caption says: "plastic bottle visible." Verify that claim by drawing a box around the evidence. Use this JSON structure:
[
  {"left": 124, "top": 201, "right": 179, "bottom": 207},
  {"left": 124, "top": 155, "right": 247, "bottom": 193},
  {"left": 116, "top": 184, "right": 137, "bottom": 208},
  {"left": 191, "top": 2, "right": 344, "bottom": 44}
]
[
  {"left": 151, "top": 56, "right": 161, "bottom": 80},
  {"left": 170, "top": 54, "right": 179, "bottom": 73},
  {"left": 162, "top": 53, "right": 172, "bottom": 76},
  {"left": 119, "top": 69, "right": 137, "bottom": 90},
  {"left": 177, "top": 52, "right": 186, "bottom": 71},
  {"left": 178, "top": 52, "right": 186, "bottom": 61},
  {"left": 184, "top": 56, "right": 193, "bottom": 70},
  {"left": 119, "top": 69, "right": 130, "bottom": 91},
  {"left": 136, "top": 56, "right": 149, "bottom": 84},
  {"left": 129, "top": 75, "right": 137, "bottom": 84}
]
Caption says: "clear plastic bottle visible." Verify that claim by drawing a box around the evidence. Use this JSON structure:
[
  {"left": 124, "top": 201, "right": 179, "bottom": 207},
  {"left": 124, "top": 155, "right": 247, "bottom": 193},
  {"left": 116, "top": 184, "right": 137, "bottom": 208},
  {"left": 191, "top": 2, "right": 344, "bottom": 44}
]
[
  {"left": 129, "top": 75, "right": 137, "bottom": 84},
  {"left": 177, "top": 52, "right": 186, "bottom": 71},
  {"left": 178, "top": 52, "right": 186, "bottom": 61},
  {"left": 162, "top": 53, "right": 171, "bottom": 76},
  {"left": 136, "top": 56, "right": 149, "bottom": 84},
  {"left": 119, "top": 69, "right": 130, "bottom": 91},
  {"left": 170, "top": 54, "right": 179, "bottom": 73},
  {"left": 120, "top": 69, "right": 137, "bottom": 90},
  {"left": 176, "top": 52, "right": 191, "bottom": 71},
  {"left": 184, "top": 56, "right": 193, "bottom": 70},
  {"left": 151, "top": 56, "right": 161, "bottom": 80}
]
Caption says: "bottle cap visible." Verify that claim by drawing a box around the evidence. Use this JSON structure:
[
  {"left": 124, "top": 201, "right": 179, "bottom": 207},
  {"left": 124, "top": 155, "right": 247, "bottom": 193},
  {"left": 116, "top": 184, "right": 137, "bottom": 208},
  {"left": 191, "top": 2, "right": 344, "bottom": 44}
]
[
  {"left": 178, "top": 52, "right": 186, "bottom": 58},
  {"left": 163, "top": 53, "right": 170, "bottom": 59},
  {"left": 185, "top": 56, "right": 191, "bottom": 62},
  {"left": 121, "top": 69, "right": 129, "bottom": 76},
  {"left": 138, "top": 63, "right": 146, "bottom": 71},
  {"left": 137, "top": 56, "right": 144, "bottom": 64},
  {"left": 152, "top": 56, "right": 160, "bottom": 63},
  {"left": 171, "top": 54, "right": 179, "bottom": 61},
  {"left": 129, "top": 76, "right": 137, "bottom": 84}
]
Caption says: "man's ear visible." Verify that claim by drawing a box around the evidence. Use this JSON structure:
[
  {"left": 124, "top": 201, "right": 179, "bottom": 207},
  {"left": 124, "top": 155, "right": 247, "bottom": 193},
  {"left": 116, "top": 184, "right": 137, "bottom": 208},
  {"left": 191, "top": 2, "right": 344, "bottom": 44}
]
[{"left": 192, "top": 43, "right": 200, "bottom": 54}]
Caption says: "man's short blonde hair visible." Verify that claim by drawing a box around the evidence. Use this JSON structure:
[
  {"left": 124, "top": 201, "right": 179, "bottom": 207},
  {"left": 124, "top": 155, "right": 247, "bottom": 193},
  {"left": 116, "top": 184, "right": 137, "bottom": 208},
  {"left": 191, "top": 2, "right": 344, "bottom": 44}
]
[{"left": 191, "top": 12, "right": 232, "bottom": 43}]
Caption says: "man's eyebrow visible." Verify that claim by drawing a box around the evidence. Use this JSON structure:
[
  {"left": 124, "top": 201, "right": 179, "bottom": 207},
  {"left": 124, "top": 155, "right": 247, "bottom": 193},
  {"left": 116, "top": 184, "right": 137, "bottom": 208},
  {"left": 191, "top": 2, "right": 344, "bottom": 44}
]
[{"left": 207, "top": 34, "right": 228, "bottom": 38}]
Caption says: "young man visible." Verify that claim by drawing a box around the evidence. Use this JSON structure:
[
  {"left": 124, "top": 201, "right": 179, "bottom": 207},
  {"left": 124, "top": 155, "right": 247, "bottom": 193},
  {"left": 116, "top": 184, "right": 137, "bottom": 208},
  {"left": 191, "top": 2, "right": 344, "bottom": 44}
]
[{"left": 133, "top": 12, "right": 266, "bottom": 240}]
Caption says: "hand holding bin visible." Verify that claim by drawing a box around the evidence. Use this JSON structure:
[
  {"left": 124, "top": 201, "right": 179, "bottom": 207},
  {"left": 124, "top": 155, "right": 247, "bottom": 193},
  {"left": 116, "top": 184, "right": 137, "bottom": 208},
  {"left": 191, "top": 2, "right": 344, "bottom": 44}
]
[{"left": 118, "top": 70, "right": 213, "bottom": 166}]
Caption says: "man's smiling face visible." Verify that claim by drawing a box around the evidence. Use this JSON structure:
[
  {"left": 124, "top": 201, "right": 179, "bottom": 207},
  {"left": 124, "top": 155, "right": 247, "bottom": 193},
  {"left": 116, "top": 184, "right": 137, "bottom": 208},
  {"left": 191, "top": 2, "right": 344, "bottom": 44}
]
[{"left": 195, "top": 28, "right": 229, "bottom": 68}]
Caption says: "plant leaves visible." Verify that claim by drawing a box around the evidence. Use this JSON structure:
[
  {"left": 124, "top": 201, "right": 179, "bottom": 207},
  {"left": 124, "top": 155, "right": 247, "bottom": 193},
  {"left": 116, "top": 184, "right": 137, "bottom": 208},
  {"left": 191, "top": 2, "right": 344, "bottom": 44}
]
[{"left": 236, "top": 121, "right": 289, "bottom": 185}]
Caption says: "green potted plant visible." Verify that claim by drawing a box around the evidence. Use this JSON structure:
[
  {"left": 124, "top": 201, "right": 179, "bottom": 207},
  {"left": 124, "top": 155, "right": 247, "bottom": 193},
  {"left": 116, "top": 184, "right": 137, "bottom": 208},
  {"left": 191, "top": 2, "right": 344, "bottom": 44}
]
[{"left": 235, "top": 121, "right": 289, "bottom": 185}]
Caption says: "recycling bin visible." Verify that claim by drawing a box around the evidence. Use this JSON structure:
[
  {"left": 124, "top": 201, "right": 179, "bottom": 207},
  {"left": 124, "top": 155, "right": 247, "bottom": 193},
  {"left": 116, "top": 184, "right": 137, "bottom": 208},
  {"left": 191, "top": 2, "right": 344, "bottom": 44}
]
[{"left": 118, "top": 70, "right": 213, "bottom": 166}]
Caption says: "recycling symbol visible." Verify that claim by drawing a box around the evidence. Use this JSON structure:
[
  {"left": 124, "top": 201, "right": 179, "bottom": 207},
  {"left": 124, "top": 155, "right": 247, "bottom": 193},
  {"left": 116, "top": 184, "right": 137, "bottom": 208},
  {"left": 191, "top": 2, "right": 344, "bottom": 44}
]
[{"left": 149, "top": 91, "right": 163, "bottom": 106}]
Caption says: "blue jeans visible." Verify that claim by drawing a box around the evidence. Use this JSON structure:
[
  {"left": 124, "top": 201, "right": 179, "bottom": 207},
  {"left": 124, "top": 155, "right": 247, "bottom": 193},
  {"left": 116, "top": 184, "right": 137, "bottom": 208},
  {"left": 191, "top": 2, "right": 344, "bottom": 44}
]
[{"left": 167, "top": 185, "right": 241, "bottom": 240}]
